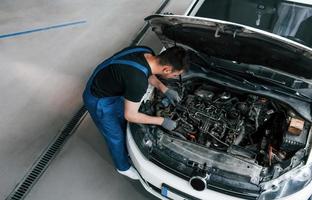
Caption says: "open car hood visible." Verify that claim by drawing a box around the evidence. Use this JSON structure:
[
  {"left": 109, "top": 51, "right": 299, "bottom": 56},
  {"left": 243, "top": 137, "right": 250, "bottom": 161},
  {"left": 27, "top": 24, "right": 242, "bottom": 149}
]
[{"left": 146, "top": 14, "right": 312, "bottom": 80}]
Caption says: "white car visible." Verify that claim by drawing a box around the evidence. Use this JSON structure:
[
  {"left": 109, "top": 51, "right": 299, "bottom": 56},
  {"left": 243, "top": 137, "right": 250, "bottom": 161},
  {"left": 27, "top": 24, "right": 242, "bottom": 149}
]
[{"left": 127, "top": 1, "right": 312, "bottom": 200}]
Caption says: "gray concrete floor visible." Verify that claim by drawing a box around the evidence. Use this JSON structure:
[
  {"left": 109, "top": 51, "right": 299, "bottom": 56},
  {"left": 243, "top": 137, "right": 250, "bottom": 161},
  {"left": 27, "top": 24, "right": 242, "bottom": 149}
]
[
  {"left": 0, "top": 0, "right": 192, "bottom": 199},
  {"left": 25, "top": 115, "right": 157, "bottom": 200}
]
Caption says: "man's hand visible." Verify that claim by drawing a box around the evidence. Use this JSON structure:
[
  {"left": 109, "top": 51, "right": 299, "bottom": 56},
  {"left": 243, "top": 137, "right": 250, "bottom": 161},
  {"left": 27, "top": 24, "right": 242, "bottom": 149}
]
[
  {"left": 164, "top": 88, "right": 181, "bottom": 105},
  {"left": 161, "top": 118, "right": 177, "bottom": 131},
  {"left": 148, "top": 75, "right": 181, "bottom": 105}
]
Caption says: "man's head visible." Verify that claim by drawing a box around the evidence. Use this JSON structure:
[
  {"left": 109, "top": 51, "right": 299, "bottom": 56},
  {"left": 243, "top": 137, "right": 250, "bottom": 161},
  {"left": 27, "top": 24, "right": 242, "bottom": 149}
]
[{"left": 156, "top": 46, "right": 189, "bottom": 79}]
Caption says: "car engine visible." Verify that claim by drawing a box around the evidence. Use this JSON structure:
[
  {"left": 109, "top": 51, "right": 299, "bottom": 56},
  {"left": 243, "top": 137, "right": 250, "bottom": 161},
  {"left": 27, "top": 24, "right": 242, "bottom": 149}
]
[{"left": 139, "top": 77, "right": 310, "bottom": 169}]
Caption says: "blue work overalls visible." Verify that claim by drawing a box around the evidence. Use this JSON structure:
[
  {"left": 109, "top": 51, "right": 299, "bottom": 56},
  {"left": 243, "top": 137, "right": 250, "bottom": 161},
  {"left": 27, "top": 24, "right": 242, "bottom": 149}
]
[{"left": 83, "top": 47, "right": 152, "bottom": 171}]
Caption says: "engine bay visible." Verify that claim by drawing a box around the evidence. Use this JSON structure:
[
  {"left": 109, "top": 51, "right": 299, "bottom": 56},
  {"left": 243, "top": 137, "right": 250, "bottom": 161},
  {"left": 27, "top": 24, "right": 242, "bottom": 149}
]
[{"left": 139, "top": 77, "right": 310, "bottom": 170}]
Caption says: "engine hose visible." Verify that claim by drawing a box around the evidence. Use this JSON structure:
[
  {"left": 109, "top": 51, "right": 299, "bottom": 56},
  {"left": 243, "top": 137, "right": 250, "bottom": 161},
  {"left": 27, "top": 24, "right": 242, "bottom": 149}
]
[
  {"left": 207, "top": 132, "right": 229, "bottom": 147},
  {"left": 170, "top": 130, "right": 187, "bottom": 140},
  {"left": 234, "top": 126, "right": 246, "bottom": 145}
]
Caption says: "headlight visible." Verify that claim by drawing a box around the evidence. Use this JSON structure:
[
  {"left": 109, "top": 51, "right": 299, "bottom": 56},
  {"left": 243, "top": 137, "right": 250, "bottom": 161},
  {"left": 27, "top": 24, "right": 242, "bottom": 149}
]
[
  {"left": 259, "top": 164, "right": 312, "bottom": 200},
  {"left": 129, "top": 123, "right": 155, "bottom": 157}
]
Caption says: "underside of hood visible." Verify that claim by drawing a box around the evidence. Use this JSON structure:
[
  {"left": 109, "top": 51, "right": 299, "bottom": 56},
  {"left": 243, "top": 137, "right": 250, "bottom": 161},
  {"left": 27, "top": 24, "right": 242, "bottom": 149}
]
[{"left": 146, "top": 14, "right": 312, "bottom": 79}]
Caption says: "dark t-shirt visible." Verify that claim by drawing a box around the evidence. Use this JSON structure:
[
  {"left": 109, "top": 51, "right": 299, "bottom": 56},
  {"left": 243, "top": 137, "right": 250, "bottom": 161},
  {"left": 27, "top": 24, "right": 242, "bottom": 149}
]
[{"left": 90, "top": 46, "right": 154, "bottom": 102}]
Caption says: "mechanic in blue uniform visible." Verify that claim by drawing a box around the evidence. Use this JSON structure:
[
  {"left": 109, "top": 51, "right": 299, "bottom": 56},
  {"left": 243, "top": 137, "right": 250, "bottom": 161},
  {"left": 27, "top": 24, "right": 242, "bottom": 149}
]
[{"left": 83, "top": 46, "right": 189, "bottom": 180}]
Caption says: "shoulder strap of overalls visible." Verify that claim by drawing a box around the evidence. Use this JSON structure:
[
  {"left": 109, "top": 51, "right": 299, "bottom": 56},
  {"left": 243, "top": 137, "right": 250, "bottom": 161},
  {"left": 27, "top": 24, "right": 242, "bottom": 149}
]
[
  {"left": 91, "top": 47, "right": 152, "bottom": 79},
  {"left": 110, "top": 47, "right": 153, "bottom": 77},
  {"left": 111, "top": 47, "right": 152, "bottom": 60}
]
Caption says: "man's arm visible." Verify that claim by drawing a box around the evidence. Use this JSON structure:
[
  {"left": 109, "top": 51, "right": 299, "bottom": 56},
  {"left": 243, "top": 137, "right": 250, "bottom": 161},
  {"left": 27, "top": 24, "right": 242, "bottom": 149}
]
[
  {"left": 124, "top": 99, "right": 164, "bottom": 125},
  {"left": 148, "top": 75, "right": 181, "bottom": 105},
  {"left": 148, "top": 75, "right": 168, "bottom": 93}
]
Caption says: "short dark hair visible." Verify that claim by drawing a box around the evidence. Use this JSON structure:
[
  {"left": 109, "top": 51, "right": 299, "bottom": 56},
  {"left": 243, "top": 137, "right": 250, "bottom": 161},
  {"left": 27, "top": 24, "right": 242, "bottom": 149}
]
[{"left": 157, "top": 46, "right": 190, "bottom": 71}]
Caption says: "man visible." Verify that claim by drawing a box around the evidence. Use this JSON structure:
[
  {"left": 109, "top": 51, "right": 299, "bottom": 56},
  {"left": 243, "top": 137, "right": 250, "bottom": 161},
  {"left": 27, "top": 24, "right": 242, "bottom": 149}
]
[{"left": 83, "top": 45, "right": 189, "bottom": 180}]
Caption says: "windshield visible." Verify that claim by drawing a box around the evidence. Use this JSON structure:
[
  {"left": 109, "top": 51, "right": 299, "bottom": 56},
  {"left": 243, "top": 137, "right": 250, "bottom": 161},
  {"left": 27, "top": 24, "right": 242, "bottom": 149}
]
[{"left": 195, "top": 0, "right": 312, "bottom": 48}]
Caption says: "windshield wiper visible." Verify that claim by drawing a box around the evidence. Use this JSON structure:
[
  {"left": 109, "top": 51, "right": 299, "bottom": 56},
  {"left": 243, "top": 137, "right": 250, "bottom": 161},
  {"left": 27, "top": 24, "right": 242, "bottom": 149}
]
[
  {"left": 218, "top": 66, "right": 312, "bottom": 102},
  {"left": 193, "top": 52, "right": 259, "bottom": 89},
  {"left": 193, "top": 51, "right": 312, "bottom": 102},
  {"left": 245, "top": 71, "right": 287, "bottom": 85},
  {"left": 192, "top": 61, "right": 260, "bottom": 90},
  {"left": 244, "top": 71, "right": 312, "bottom": 101}
]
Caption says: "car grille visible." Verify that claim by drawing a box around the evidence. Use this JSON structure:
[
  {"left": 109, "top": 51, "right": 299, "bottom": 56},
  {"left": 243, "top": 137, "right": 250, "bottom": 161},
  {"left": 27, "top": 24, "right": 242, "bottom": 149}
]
[
  {"left": 149, "top": 151, "right": 259, "bottom": 200},
  {"left": 129, "top": 123, "right": 259, "bottom": 199}
]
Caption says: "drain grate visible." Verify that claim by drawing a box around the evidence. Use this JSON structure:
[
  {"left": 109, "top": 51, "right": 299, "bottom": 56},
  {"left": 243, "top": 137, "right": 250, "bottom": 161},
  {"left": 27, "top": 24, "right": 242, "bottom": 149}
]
[{"left": 6, "top": 106, "right": 87, "bottom": 200}]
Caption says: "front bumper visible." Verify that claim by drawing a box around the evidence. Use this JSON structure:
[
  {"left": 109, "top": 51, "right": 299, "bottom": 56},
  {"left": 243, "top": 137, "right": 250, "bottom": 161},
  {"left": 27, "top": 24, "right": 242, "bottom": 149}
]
[
  {"left": 127, "top": 125, "right": 312, "bottom": 200},
  {"left": 127, "top": 125, "right": 242, "bottom": 200}
]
